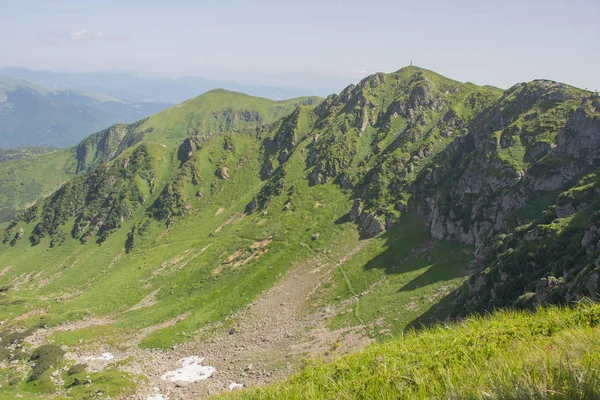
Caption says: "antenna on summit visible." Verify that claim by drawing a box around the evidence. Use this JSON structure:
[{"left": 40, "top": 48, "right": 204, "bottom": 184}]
[{"left": 410, "top": 60, "right": 413, "bottom": 66}]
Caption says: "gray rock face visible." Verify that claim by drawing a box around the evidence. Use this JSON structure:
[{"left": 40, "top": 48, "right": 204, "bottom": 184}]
[
  {"left": 408, "top": 81, "right": 432, "bottom": 110},
  {"left": 178, "top": 135, "right": 203, "bottom": 163},
  {"left": 231, "top": 110, "right": 262, "bottom": 124},
  {"left": 556, "top": 202, "right": 578, "bottom": 219},
  {"left": 389, "top": 101, "right": 406, "bottom": 118},
  {"left": 468, "top": 274, "right": 487, "bottom": 295},
  {"left": 526, "top": 141, "right": 554, "bottom": 161},
  {"left": 414, "top": 91, "right": 600, "bottom": 258},
  {"left": 357, "top": 212, "right": 385, "bottom": 237},
  {"left": 556, "top": 98, "right": 600, "bottom": 158},
  {"left": 357, "top": 73, "right": 386, "bottom": 90},
  {"left": 359, "top": 108, "right": 369, "bottom": 134},
  {"left": 581, "top": 226, "right": 599, "bottom": 248},
  {"left": 349, "top": 199, "right": 362, "bottom": 221},
  {"left": 338, "top": 173, "right": 353, "bottom": 189},
  {"left": 338, "top": 85, "right": 355, "bottom": 103},
  {"left": 527, "top": 162, "right": 583, "bottom": 192},
  {"left": 587, "top": 270, "right": 600, "bottom": 300},
  {"left": 309, "top": 169, "right": 321, "bottom": 186},
  {"left": 278, "top": 150, "right": 290, "bottom": 164},
  {"left": 442, "top": 108, "right": 457, "bottom": 123},
  {"left": 245, "top": 198, "right": 257, "bottom": 214},
  {"left": 535, "top": 276, "right": 564, "bottom": 304},
  {"left": 261, "top": 160, "right": 274, "bottom": 179}
]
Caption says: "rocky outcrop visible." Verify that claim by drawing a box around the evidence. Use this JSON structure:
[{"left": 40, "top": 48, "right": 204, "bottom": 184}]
[
  {"left": 75, "top": 120, "right": 149, "bottom": 174},
  {"left": 245, "top": 198, "right": 257, "bottom": 214},
  {"left": 556, "top": 97, "right": 600, "bottom": 158},
  {"left": 359, "top": 108, "right": 369, "bottom": 134},
  {"left": 356, "top": 212, "right": 385, "bottom": 237},
  {"left": 349, "top": 199, "right": 361, "bottom": 221},
  {"left": 587, "top": 269, "right": 600, "bottom": 300},
  {"left": 408, "top": 81, "right": 432, "bottom": 110},
  {"left": 535, "top": 276, "right": 565, "bottom": 304},
  {"left": 178, "top": 135, "right": 203, "bottom": 163},
  {"left": 581, "top": 226, "right": 600, "bottom": 249},
  {"left": 261, "top": 160, "right": 274, "bottom": 179},
  {"left": 309, "top": 168, "right": 322, "bottom": 186},
  {"left": 217, "top": 166, "right": 230, "bottom": 180}
]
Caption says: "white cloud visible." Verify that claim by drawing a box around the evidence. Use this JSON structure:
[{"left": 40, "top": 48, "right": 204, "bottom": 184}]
[
  {"left": 355, "top": 70, "right": 369, "bottom": 75},
  {"left": 68, "top": 29, "right": 93, "bottom": 41},
  {"left": 40, "top": 29, "right": 128, "bottom": 45}
]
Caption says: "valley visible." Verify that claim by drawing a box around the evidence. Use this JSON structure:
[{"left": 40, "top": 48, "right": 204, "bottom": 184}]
[
  {"left": 0, "top": 66, "right": 598, "bottom": 399},
  {"left": 0, "top": 75, "right": 171, "bottom": 149}
]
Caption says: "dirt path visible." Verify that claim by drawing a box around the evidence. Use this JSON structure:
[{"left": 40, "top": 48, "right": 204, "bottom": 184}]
[{"left": 127, "top": 238, "right": 372, "bottom": 400}]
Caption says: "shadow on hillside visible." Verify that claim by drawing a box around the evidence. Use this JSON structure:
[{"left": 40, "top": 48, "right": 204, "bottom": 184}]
[
  {"left": 351, "top": 214, "right": 474, "bottom": 332},
  {"left": 405, "top": 286, "right": 464, "bottom": 331},
  {"left": 361, "top": 216, "right": 435, "bottom": 276},
  {"left": 397, "top": 260, "right": 470, "bottom": 293},
  {"left": 361, "top": 229, "right": 432, "bottom": 276},
  {"left": 334, "top": 213, "right": 351, "bottom": 225}
]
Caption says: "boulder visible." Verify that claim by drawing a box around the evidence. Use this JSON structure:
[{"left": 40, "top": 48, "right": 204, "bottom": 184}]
[
  {"left": 357, "top": 212, "right": 385, "bottom": 237},
  {"left": 218, "top": 166, "right": 230, "bottom": 180}
]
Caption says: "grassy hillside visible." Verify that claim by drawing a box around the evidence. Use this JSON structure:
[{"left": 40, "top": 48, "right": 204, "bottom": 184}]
[
  {"left": 0, "top": 66, "right": 598, "bottom": 398},
  {"left": 0, "top": 147, "right": 58, "bottom": 163},
  {"left": 222, "top": 303, "right": 600, "bottom": 399},
  {"left": 0, "top": 149, "right": 76, "bottom": 222},
  {"left": 0, "top": 91, "right": 320, "bottom": 221}
]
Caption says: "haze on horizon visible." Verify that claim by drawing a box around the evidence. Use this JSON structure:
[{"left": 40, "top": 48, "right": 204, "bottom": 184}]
[{"left": 1, "top": 0, "right": 598, "bottom": 91}]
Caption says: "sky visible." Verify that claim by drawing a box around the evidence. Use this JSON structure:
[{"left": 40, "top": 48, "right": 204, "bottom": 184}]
[{"left": 1, "top": 0, "right": 599, "bottom": 90}]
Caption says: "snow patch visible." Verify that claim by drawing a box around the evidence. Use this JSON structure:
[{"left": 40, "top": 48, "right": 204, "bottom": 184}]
[
  {"left": 161, "top": 356, "right": 215, "bottom": 382},
  {"left": 229, "top": 382, "right": 244, "bottom": 391}
]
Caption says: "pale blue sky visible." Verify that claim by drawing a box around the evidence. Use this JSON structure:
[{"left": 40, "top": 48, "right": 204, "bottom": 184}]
[{"left": 1, "top": 0, "right": 598, "bottom": 90}]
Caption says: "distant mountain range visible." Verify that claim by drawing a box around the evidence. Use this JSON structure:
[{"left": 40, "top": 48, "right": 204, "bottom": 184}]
[
  {"left": 0, "top": 67, "right": 352, "bottom": 148},
  {"left": 0, "top": 66, "right": 351, "bottom": 104},
  {"left": 0, "top": 75, "right": 171, "bottom": 148}
]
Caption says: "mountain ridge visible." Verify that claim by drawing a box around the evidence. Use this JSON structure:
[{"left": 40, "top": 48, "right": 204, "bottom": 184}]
[
  {"left": 0, "top": 66, "right": 598, "bottom": 398},
  {"left": 0, "top": 90, "right": 321, "bottom": 221},
  {"left": 0, "top": 66, "right": 345, "bottom": 103}
]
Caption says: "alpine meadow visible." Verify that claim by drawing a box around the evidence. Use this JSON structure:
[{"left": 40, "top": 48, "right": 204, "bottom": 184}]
[{"left": 0, "top": 1, "right": 599, "bottom": 399}]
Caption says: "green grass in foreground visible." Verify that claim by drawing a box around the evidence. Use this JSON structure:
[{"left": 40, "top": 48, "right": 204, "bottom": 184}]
[{"left": 220, "top": 302, "right": 600, "bottom": 399}]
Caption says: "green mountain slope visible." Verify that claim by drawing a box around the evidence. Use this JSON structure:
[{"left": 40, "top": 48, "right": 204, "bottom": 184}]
[
  {"left": 0, "top": 147, "right": 58, "bottom": 163},
  {"left": 0, "top": 149, "right": 76, "bottom": 222},
  {"left": 0, "top": 66, "right": 598, "bottom": 398},
  {"left": 0, "top": 91, "right": 320, "bottom": 221},
  {"left": 0, "top": 75, "right": 171, "bottom": 148}
]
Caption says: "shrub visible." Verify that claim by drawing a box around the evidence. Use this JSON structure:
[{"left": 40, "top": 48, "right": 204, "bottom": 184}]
[
  {"left": 0, "top": 331, "right": 29, "bottom": 346},
  {"left": 28, "top": 344, "right": 65, "bottom": 382},
  {"left": 68, "top": 363, "right": 87, "bottom": 376}
]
